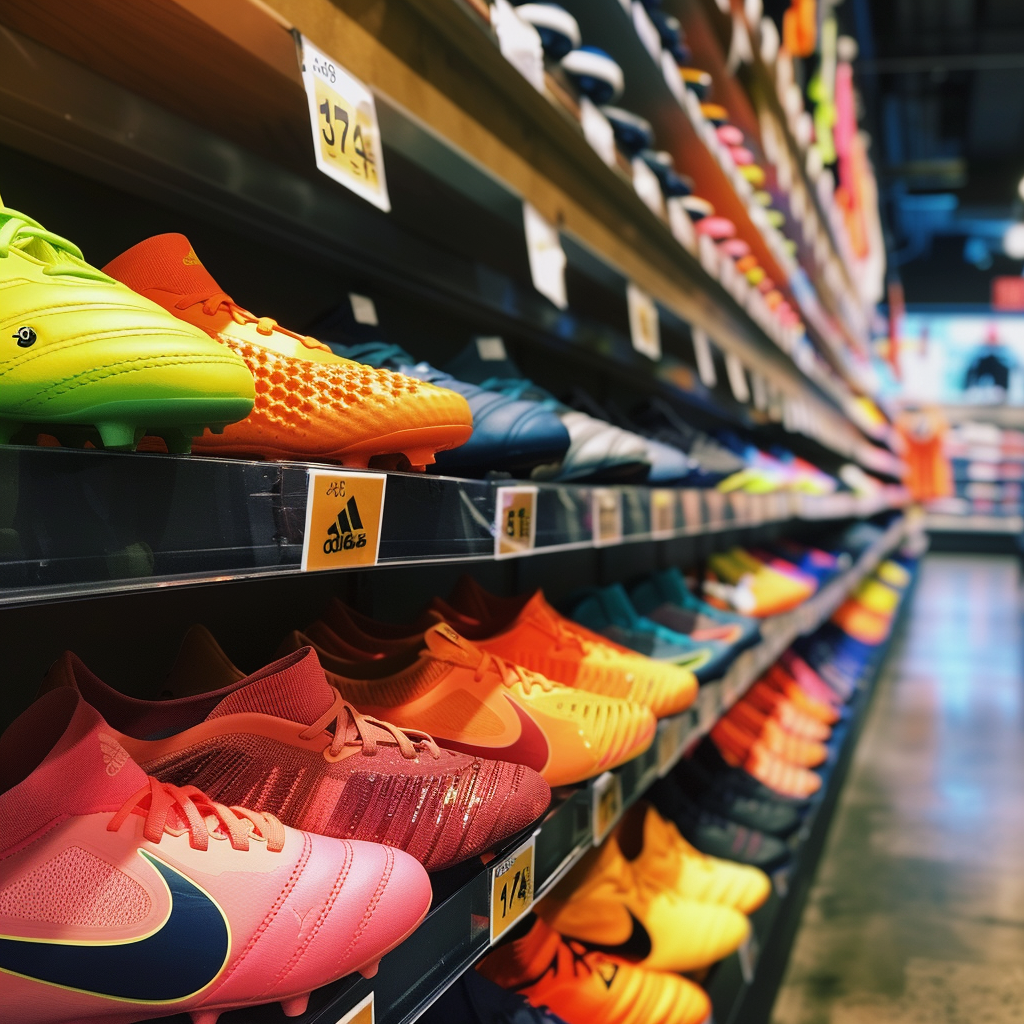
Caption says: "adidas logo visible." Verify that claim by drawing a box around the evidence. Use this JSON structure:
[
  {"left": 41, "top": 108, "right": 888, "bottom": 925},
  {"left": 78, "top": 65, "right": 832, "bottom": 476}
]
[
  {"left": 323, "top": 496, "right": 368, "bottom": 554},
  {"left": 182, "top": 248, "right": 202, "bottom": 266},
  {"left": 98, "top": 732, "right": 130, "bottom": 777}
]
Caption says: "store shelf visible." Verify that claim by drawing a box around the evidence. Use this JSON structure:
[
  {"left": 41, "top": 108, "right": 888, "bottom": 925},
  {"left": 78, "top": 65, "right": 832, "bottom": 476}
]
[
  {"left": 0, "top": 445, "right": 908, "bottom": 606},
  {"left": 140, "top": 512, "right": 905, "bottom": 1024},
  {"left": 706, "top": 556, "right": 918, "bottom": 1024},
  {"left": 925, "top": 513, "right": 1024, "bottom": 534}
]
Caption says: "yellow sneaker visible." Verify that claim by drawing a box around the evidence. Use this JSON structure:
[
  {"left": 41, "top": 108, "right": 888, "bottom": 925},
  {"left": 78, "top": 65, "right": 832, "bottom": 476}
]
[
  {"left": 104, "top": 234, "right": 472, "bottom": 469},
  {"left": 0, "top": 202, "right": 254, "bottom": 451},
  {"left": 538, "top": 832, "right": 749, "bottom": 973},
  {"left": 615, "top": 802, "right": 771, "bottom": 915}
]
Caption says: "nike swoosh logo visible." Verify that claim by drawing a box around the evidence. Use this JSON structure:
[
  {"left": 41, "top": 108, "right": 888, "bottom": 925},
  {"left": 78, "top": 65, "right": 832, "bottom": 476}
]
[
  {"left": 434, "top": 697, "right": 550, "bottom": 773},
  {"left": 581, "top": 909, "right": 652, "bottom": 962},
  {"left": 0, "top": 849, "right": 230, "bottom": 1003}
]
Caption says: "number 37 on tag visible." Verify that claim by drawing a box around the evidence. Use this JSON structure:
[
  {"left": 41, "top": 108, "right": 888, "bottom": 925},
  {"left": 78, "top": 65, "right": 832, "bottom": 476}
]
[{"left": 299, "top": 35, "right": 391, "bottom": 212}]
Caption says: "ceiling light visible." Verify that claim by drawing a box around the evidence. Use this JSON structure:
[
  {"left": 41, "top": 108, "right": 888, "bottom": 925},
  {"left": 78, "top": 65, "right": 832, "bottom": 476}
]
[{"left": 1004, "top": 223, "right": 1024, "bottom": 259}]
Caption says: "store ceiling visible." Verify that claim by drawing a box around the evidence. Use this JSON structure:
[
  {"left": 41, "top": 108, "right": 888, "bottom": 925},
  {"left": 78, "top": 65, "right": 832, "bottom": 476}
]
[{"left": 842, "top": 0, "right": 1024, "bottom": 303}]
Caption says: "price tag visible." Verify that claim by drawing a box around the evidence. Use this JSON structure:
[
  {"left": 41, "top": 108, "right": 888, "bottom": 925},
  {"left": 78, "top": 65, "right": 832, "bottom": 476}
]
[
  {"left": 495, "top": 486, "right": 538, "bottom": 558},
  {"left": 627, "top": 283, "right": 661, "bottom": 360},
  {"left": 336, "top": 993, "right": 374, "bottom": 1024},
  {"left": 650, "top": 489, "right": 676, "bottom": 539},
  {"left": 692, "top": 327, "right": 718, "bottom": 388},
  {"left": 725, "top": 352, "right": 752, "bottom": 403},
  {"left": 493, "top": 0, "right": 545, "bottom": 90},
  {"left": 668, "top": 198, "right": 696, "bottom": 253},
  {"left": 592, "top": 771, "right": 624, "bottom": 845},
  {"left": 656, "top": 713, "right": 690, "bottom": 776},
  {"left": 523, "top": 203, "right": 568, "bottom": 309},
  {"left": 489, "top": 837, "right": 536, "bottom": 943},
  {"left": 705, "top": 490, "right": 726, "bottom": 530},
  {"left": 580, "top": 97, "right": 617, "bottom": 167},
  {"left": 681, "top": 489, "right": 704, "bottom": 532},
  {"left": 632, "top": 158, "right": 666, "bottom": 219},
  {"left": 738, "top": 932, "right": 760, "bottom": 984},
  {"left": 299, "top": 36, "right": 390, "bottom": 212},
  {"left": 728, "top": 491, "right": 748, "bottom": 525},
  {"left": 632, "top": 1, "right": 663, "bottom": 61},
  {"left": 698, "top": 233, "right": 721, "bottom": 277},
  {"left": 699, "top": 682, "right": 722, "bottom": 731},
  {"left": 301, "top": 471, "right": 387, "bottom": 572},
  {"left": 593, "top": 489, "right": 623, "bottom": 547}
]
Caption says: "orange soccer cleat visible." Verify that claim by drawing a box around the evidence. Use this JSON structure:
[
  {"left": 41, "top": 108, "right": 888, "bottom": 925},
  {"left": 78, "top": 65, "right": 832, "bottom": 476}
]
[
  {"left": 738, "top": 683, "right": 834, "bottom": 742},
  {"left": 103, "top": 234, "right": 472, "bottom": 469},
  {"left": 477, "top": 916, "right": 711, "bottom": 1024},
  {"left": 279, "top": 622, "right": 656, "bottom": 787},
  {"left": 708, "top": 730, "right": 822, "bottom": 800},
  {"left": 761, "top": 664, "right": 842, "bottom": 725},
  {"left": 715, "top": 707, "right": 828, "bottom": 769},
  {"left": 311, "top": 579, "right": 696, "bottom": 719}
]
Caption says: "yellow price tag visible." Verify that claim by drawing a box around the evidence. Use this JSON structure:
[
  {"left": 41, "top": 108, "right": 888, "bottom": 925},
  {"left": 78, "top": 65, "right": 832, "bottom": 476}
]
[
  {"left": 650, "top": 489, "right": 676, "bottom": 539},
  {"left": 495, "top": 486, "right": 538, "bottom": 558},
  {"left": 301, "top": 471, "right": 387, "bottom": 572},
  {"left": 300, "top": 36, "right": 390, "bottom": 212},
  {"left": 336, "top": 993, "right": 374, "bottom": 1024},
  {"left": 592, "top": 771, "right": 624, "bottom": 845},
  {"left": 489, "top": 837, "right": 536, "bottom": 944},
  {"left": 592, "top": 489, "right": 623, "bottom": 547}
]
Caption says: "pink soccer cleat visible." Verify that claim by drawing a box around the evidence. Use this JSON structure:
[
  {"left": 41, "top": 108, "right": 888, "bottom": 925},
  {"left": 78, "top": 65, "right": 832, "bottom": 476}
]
[{"left": 0, "top": 689, "right": 432, "bottom": 1024}]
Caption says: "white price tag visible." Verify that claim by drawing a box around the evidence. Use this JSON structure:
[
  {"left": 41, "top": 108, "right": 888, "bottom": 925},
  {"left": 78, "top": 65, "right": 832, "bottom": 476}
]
[
  {"left": 494, "top": 0, "right": 545, "bottom": 90},
  {"left": 693, "top": 327, "right": 718, "bottom": 388},
  {"left": 668, "top": 198, "right": 697, "bottom": 253},
  {"left": 726, "top": 352, "right": 752, "bottom": 403},
  {"left": 699, "top": 233, "right": 721, "bottom": 277},
  {"left": 662, "top": 49, "right": 686, "bottom": 102},
  {"left": 632, "top": 1, "right": 663, "bottom": 61},
  {"left": 592, "top": 489, "right": 623, "bottom": 547},
  {"left": 632, "top": 158, "right": 666, "bottom": 218},
  {"left": 523, "top": 203, "right": 568, "bottom": 309},
  {"left": 627, "top": 283, "right": 661, "bottom": 360},
  {"left": 299, "top": 36, "right": 390, "bottom": 212},
  {"left": 580, "top": 97, "right": 617, "bottom": 167}
]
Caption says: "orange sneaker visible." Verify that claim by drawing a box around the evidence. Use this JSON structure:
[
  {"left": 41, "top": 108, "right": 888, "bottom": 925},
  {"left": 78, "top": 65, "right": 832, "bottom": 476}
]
[
  {"left": 103, "top": 234, "right": 472, "bottom": 469},
  {"left": 615, "top": 802, "right": 770, "bottom": 915},
  {"left": 831, "top": 599, "right": 891, "bottom": 645},
  {"left": 761, "top": 665, "right": 842, "bottom": 724},
  {"left": 709, "top": 732, "right": 822, "bottom": 800},
  {"left": 313, "top": 583, "right": 696, "bottom": 719},
  {"left": 278, "top": 623, "right": 656, "bottom": 787},
  {"left": 477, "top": 917, "right": 711, "bottom": 1024},
  {"left": 537, "top": 837, "right": 749, "bottom": 973},
  {"left": 716, "top": 708, "right": 828, "bottom": 768},
  {"left": 738, "top": 683, "right": 833, "bottom": 742}
]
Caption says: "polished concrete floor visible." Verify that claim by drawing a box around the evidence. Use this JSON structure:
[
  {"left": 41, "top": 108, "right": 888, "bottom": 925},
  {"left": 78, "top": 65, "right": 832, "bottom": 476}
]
[{"left": 772, "top": 553, "right": 1024, "bottom": 1024}]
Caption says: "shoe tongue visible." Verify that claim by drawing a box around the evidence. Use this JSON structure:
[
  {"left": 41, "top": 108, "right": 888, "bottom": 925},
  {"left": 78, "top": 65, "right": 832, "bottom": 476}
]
[
  {"left": 654, "top": 568, "right": 691, "bottom": 606},
  {"left": 162, "top": 625, "right": 246, "bottom": 699},
  {"left": 0, "top": 691, "right": 148, "bottom": 850},
  {"left": 102, "top": 233, "right": 223, "bottom": 302},
  {"left": 208, "top": 648, "right": 335, "bottom": 727},
  {"left": 422, "top": 623, "right": 483, "bottom": 668}
]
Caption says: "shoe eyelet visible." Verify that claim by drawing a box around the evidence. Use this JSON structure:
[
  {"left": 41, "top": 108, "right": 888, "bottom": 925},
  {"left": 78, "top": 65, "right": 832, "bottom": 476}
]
[{"left": 13, "top": 326, "right": 36, "bottom": 347}]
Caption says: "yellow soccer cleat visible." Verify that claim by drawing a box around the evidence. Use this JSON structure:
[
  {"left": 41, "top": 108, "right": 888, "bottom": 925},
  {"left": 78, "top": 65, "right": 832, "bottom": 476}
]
[{"left": 0, "top": 202, "right": 254, "bottom": 452}]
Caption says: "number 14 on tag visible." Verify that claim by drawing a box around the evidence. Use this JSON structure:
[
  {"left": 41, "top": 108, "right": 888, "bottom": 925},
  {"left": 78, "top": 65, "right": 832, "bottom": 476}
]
[{"left": 299, "top": 35, "right": 391, "bottom": 212}]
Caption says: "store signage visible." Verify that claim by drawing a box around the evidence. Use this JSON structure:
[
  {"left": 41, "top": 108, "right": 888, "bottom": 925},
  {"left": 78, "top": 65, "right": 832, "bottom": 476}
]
[
  {"left": 299, "top": 36, "right": 390, "bottom": 212},
  {"left": 650, "top": 489, "right": 675, "bottom": 538},
  {"left": 592, "top": 771, "right": 624, "bottom": 845},
  {"left": 592, "top": 489, "right": 624, "bottom": 546},
  {"left": 490, "top": 836, "right": 536, "bottom": 943},
  {"left": 627, "top": 283, "right": 662, "bottom": 360},
  {"left": 336, "top": 992, "right": 374, "bottom": 1024},
  {"left": 302, "top": 471, "right": 387, "bottom": 572},
  {"left": 523, "top": 203, "right": 568, "bottom": 309},
  {"left": 495, "top": 486, "right": 538, "bottom": 558}
]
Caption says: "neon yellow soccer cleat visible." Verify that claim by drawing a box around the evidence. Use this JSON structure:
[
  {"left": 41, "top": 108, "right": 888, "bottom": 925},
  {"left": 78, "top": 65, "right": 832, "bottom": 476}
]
[{"left": 0, "top": 201, "right": 255, "bottom": 452}]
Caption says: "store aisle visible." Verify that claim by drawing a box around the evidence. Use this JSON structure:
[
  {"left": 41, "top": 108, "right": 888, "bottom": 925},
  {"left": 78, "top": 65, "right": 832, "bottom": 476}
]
[{"left": 773, "top": 553, "right": 1024, "bottom": 1024}]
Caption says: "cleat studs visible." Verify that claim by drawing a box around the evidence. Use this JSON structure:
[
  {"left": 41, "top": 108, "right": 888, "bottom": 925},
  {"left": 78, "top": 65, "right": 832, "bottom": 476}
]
[
  {"left": 281, "top": 993, "right": 311, "bottom": 1017},
  {"left": 156, "top": 429, "right": 193, "bottom": 455},
  {"left": 358, "top": 959, "right": 380, "bottom": 980},
  {"left": 95, "top": 422, "right": 144, "bottom": 450}
]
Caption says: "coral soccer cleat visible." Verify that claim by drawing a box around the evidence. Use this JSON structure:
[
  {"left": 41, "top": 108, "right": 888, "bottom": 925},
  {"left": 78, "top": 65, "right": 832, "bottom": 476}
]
[
  {"left": 42, "top": 627, "right": 551, "bottom": 873},
  {"left": 103, "top": 234, "right": 472, "bottom": 469},
  {"left": 0, "top": 689, "right": 432, "bottom": 1024},
  {"left": 0, "top": 202, "right": 254, "bottom": 453},
  {"left": 281, "top": 622, "right": 656, "bottom": 787}
]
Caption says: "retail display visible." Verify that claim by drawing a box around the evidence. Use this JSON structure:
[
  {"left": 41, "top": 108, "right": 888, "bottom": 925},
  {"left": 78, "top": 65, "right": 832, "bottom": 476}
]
[{"left": 0, "top": 0, "right": 908, "bottom": 1023}]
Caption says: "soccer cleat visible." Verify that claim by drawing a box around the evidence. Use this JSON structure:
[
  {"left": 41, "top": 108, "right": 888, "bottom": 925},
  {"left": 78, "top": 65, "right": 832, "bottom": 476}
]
[
  {"left": 312, "top": 582, "right": 696, "bottom": 718},
  {"left": 741, "top": 681, "right": 834, "bottom": 739},
  {"left": 691, "top": 736, "right": 816, "bottom": 805},
  {"left": 0, "top": 688, "right": 432, "bottom": 1024},
  {"left": 761, "top": 664, "right": 843, "bottom": 725},
  {"left": 715, "top": 708, "right": 829, "bottom": 769},
  {"left": 708, "top": 727, "right": 822, "bottom": 800},
  {"left": 538, "top": 837, "right": 749, "bottom": 973},
  {"left": 42, "top": 627, "right": 551, "bottom": 873},
  {"left": 477, "top": 916, "right": 711, "bottom": 1024},
  {"left": 103, "top": 234, "right": 472, "bottom": 469},
  {"left": 830, "top": 598, "right": 892, "bottom": 646},
  {"left": 615, "top": 802, "right": 771, "bottom": 914},
  {"left": 648, "top": 775, "right": 791, "bottom": 872},
  {"left": 280, "top": 622, "right": 656, "bottom": 787},
  {"left": 706, "top": 550, "right": 815, "bottom": 617},
  {"left": 777, "top": 651, "right": 850, "bottom": 707},
  {"left": 629, "top": 571, "right": 748, "bottom": 648},
  {"left": 0, "top": 202, "right": 254, "bottom": 453}
]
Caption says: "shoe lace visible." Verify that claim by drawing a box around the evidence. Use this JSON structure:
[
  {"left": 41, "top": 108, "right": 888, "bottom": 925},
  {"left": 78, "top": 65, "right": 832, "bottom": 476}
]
[
  {"left": 301, "top": 690, "right": 441, "bottom": 760},
  {"left": 472, "top": 649, "right": 554, "bottom": 695},
  {"left": 107, "top": 776, "right": 285, "bottom": 852},
  {"left": 0, "top": 206, "right": 102, "bottom": 279},
  {"left": 174, "top": 289, "right": 332, "bottom": 354}
]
